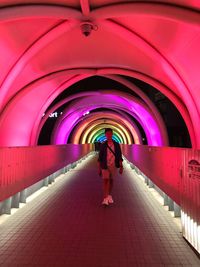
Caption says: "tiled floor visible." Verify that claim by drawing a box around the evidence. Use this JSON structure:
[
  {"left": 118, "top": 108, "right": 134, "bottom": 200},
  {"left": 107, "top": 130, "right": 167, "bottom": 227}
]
[{"left": 0, "top": 154, "right": 200, "bottom": 267}]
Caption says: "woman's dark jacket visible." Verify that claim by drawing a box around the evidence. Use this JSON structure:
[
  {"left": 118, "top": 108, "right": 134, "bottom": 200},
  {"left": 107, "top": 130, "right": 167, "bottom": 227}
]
[{"left": 98, "top": 141, "right": 123, "bottom": 169}]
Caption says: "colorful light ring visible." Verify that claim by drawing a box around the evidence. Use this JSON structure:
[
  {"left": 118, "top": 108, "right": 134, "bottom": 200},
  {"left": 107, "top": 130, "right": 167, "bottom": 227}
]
[
  {"left": 70, "top": 112, "right": 140, "bottom": 144},
  {"left": 38, "top": 86, "right": 155, "bottom": 145},
  {"left": 85, "top": 123, "right": 127, "bottom": 144},
  {"left": 52, "top": 93, "right": 166, "bottom": 146},
  {"left": 90, "top": 127, "right": 123, "bottom": 144},
  {"left": 92, "top": 128, "right": 121, "bottom": 144},
  {"left": 80, "top": 120, "right": 132, "bottom": 144}
]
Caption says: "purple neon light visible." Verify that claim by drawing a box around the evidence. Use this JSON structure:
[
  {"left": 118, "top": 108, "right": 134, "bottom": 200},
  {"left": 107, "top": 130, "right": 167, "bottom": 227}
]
[{"left": 53, "top": 94, "right": 163, "bottom": 146}]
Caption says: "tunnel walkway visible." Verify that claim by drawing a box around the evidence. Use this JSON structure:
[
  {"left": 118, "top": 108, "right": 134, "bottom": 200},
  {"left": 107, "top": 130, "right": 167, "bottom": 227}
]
[{"left": 0, "top": 154, "right": 200, "bottom": 267}]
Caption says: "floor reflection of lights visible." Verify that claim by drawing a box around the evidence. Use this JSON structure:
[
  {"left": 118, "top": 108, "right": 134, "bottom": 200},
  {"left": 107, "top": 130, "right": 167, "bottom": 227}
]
[
  {"left": 0, "top": 153, "right": 94, "bottom": 225},
  {"left": 124, "top": 159, "right": 182, "bottom": 231}
]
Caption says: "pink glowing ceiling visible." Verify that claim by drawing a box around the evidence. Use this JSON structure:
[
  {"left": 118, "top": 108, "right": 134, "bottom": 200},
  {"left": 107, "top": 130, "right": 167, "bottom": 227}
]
[{"left": 0, "top": 1, "right": 200, "bottom": 147}]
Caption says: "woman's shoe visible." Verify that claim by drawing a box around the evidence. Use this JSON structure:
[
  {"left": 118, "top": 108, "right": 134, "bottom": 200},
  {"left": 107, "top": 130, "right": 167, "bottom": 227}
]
[
  {"left": 108, "top": 195, "right": 114, "bottom": 204},
  {"left": 102, "top": 197, "right": 109, "bottom": 206}
]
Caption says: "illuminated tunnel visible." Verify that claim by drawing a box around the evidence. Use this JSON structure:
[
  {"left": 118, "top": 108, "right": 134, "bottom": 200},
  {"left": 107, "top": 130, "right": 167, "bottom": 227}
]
[
  {"left": 49, "top": 90, "right": 168, "bottom": 146},
  {"left": 0, "top": 1, "right": 199, "bottom": 148}
]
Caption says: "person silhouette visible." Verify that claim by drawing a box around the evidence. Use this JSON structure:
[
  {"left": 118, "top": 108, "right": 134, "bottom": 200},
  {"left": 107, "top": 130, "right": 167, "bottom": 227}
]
[{"left": 98, "top": 128, "right": 123, "bottom": 206}]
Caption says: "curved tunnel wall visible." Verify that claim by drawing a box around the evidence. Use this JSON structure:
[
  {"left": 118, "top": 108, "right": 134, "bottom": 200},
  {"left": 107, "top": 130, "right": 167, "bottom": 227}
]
[{"left": 0, "top": 1, "right": 199, "bottom": 148}]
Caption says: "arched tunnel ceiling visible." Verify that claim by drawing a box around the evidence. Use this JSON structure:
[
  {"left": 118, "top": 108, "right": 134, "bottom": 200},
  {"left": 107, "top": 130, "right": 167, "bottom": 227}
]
[{"left": 0, "top": 1, "right": 199, "bottom": 147}]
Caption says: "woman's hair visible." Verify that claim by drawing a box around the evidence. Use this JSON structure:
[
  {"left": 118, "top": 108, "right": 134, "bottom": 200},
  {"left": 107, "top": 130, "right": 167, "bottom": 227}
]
[{"left": 105, "top": 128, "right": 113, "bottom": 133}]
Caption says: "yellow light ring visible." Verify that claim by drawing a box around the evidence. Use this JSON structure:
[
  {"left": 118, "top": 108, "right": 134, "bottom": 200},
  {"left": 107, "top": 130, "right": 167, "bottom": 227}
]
[
  {"left": 86, "top": 123, "right": 126, "bottom": 144},
  {"left": 86, "top": 122, "right": 129, "bottom": 144},
  {"left": 90, "top": 127, "right": 122, "bottom": 144},
  {"left": 88, "top": 122, "right": 129, "bottom": 144},
  {"left": 90, "top": 125, "right": 124, "bottom": 144},
  {"left": 81, "top": 122, "right": 124, "bottom": 144},
  {"left": 75, "top": 118, "right": 132, "bottom": 144},
  {"left": 71, "top": 112, "right": 141, "bottom": 144}
]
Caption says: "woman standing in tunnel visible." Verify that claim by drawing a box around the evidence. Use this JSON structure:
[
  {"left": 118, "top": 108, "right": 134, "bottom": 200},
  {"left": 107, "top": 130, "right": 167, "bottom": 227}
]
[{"left": 98, "top": 128, "right": 123, "bottom": 206}]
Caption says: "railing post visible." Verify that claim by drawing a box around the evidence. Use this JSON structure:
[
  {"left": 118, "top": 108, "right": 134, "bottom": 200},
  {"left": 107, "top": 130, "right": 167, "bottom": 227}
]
[
  {"left": 0, "top": 202, "right": 3, "bottom": 215},
  {"left": 49, "top": 174, "right": 54, "bottom": 184},
  {"left": 20, "top": 189, "right": 27, "bottom": 203},
  {"left": 43, "top": 177, "right": 49, "bottom": 187},
  {"left": 148, "top": 180, "right": 154, "bottom": 188},
  {"left": 144, "top": 175, "right": 148, "bottom": 184},
  {"left": 11, "top": 193, "right": 20, "bottom": 208},
  {"left": 174, "top": 202, "right": 181, "bottom": 217},
  {"left": 168, "top": 197, "right": 174, "bottom": 211},
  {"left": 1, "top": 197, "right": 12, "bottom": 214},
  {"left": 163, "top": 192, "right": 168, "bottom": 206}
]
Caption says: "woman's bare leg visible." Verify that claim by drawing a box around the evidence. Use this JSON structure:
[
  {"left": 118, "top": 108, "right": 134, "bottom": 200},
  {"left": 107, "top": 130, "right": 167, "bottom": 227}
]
[
  {"left": 103, "top": 179, "right": 109, "bottom": 198},
  {"left": 108, "top": 178, "right": 113, "bottom": 195}
]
